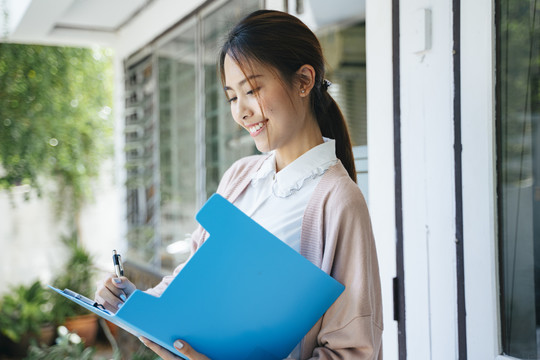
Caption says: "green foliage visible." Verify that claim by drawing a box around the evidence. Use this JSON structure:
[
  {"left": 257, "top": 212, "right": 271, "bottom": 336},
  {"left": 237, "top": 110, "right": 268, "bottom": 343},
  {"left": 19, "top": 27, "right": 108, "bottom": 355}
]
[
  {"left": 0, "top": 43, "right": 114, "bottom": 213},
  {"left": 25, "top": 324, "right": 156, "bottom": 360},
  {"left": 51, "top": 232, "right": 96, "bottom": 323},
  {"left": 0, "top": 280, "right": 54, "bottom": 343},
  {"left": 25, "top": 326, "right": 101, "bottom": 360},
  {"left": 498, "top": 0, "right": 540, "bottom": 185}
]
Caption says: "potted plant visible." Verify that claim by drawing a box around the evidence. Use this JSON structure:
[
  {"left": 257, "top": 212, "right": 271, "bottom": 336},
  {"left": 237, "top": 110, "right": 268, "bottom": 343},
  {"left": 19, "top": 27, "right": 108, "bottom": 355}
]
[
  {"left": 0, "top": 280, "right": 56, "bottom": 357},
  {"left": 24, "top": 326, "right": 100, "bottom": 360},
  {"left": 50, "top": 232, "right": 98, "bottom": 346}
]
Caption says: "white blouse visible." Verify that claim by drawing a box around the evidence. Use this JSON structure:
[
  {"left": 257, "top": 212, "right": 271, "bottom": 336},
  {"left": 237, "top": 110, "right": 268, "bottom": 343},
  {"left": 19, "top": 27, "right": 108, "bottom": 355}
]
[{"left": 234, "top": 139, "right": 337, "bottom": 252}]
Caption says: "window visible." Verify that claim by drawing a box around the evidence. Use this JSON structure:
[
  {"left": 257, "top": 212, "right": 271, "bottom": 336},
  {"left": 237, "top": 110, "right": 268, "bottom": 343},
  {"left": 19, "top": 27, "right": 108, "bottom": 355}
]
[
  {"left": 124, "top": 0, "right": 261, "bottom": 274},
  {"left": 203, "top": 1, "right": 260, "bottom": 199},
  {"left": 318, "top": 22, "right": 368, "bottom": 202},
  {"left": 157, "top": 21, "right": 198, "bottom": 271},
  {"left": 124, "top": 55, "right": 157, "bottom": 268},
  {"left": 497, "top": 0, "right": 540, "bottom": 357}
]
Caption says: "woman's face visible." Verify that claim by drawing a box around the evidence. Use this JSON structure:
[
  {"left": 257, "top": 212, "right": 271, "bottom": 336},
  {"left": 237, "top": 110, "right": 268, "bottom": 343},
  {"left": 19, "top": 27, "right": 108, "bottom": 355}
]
[{"left": 223, "top": 54, "right": 321, "bottom": 168}]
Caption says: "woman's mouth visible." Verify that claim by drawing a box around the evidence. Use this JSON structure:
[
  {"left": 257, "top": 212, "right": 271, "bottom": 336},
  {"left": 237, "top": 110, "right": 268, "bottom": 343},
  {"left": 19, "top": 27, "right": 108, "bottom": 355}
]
[{"left": 247, "top": 120, "right": 267, "bottom": 137}]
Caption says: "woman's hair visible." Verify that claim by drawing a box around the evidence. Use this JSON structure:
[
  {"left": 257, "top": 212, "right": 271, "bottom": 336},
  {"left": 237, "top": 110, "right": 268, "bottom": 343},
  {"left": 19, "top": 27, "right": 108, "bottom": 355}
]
[{"left": 219, "top": 10, "right": 357, "bottom": 183}]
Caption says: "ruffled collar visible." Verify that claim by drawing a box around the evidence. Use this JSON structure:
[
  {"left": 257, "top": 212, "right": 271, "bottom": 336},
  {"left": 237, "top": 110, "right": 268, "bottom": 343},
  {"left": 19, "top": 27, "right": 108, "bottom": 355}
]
[{"left": 251, "top": 139, "right": 338, "bottom": 198}]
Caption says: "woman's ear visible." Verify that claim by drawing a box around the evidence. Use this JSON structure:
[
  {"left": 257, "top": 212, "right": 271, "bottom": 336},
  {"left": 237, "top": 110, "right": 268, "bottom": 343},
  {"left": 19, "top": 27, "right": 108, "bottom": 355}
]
[{"left": 296, "top": 64, "right": 316, "bottom": 97}]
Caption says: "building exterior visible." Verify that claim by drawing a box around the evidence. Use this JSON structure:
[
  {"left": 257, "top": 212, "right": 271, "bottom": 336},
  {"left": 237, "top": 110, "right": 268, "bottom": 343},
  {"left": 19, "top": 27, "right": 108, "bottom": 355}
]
[{"left": 2, "top": 0, "right": 538, "bottom": 359}]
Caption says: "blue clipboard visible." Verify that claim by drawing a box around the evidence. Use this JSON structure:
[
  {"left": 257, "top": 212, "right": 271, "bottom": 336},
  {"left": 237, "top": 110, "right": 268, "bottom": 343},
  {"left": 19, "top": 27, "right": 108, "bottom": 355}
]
[{"left": 49, "top": 194, "right": 345, "bottom": 360}]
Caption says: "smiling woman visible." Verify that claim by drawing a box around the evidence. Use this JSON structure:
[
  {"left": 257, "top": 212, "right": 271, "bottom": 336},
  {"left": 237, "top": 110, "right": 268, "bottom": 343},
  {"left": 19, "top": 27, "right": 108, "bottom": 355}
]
[{"left": 100, "top": 9, "right": 382, "bottom": 360}]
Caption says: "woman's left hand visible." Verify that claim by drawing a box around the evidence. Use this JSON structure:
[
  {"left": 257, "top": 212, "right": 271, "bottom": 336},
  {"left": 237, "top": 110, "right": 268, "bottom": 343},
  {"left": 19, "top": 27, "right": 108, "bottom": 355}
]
[{"left": 139, "top": 337, "right": 211, "bottom": 360}]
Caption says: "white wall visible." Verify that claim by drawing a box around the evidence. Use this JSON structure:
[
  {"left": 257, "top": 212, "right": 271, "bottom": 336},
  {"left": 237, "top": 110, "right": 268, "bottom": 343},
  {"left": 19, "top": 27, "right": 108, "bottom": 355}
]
[
  {"left": 0, "top": 185, "right": 69, "bottom": 293},
  {"left": 0, "top": 159, "right": 123, "bottom": 296},
  {"left": 365, "top": 0, "right": 399, "bottom": 358},
  {"left": 78, "top": 159, "right": 125, "bottom": 278},
  {"left": 400, "top": 1, "right": 459, "bottom": 358}
]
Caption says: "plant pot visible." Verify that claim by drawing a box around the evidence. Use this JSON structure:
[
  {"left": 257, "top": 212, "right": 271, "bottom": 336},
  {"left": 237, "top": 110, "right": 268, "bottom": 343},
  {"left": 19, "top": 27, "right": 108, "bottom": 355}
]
[
  {"left": 0, "top": 324, "right": 56, "bottom": 358},
  {"left": 105, "top": 320, "right": 119, "bottom": 338},
  {"left": 64, "top": 314, "right": 98, "bottom": 346},
  {"left": 38, "top": 324, "right": 56, "bottom": 346}
]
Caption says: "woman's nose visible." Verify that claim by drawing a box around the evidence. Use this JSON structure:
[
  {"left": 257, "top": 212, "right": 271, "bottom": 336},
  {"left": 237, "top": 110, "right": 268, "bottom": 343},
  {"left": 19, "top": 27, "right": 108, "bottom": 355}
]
[{"left": 237, "top": 98, "right": 253, "bottom": 121}]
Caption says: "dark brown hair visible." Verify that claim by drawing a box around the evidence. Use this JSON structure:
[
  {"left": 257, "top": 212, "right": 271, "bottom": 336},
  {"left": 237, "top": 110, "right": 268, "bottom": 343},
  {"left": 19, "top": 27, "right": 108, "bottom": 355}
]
[{"left": 219, "top": 10, "right": 357, "bottom": 182}]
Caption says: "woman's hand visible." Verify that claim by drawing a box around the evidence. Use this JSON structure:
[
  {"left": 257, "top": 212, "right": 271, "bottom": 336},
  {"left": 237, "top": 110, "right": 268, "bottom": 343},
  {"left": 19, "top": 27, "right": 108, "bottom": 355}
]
[
  {"left": 139, "top": 337, "right": 210, "bottom": 360},
  {"left": 94, "top": 276, "right": 136, "bottom": 313}
]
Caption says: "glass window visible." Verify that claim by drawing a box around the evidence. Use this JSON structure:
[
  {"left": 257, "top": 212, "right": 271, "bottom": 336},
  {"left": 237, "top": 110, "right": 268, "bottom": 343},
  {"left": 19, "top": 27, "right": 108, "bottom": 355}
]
[
  {"left": 124, "top": 55, "right": 158, "bottom": 268},
  {"left": 124, "top": 0, "right": 260, "bottom": 274},
  {"left": 203, "top": 0, "right": 260, "bottom": 198},
  {"left": 157, "top": 23, "right": 198, "bottom": 270},
  {"left": 319, "top": 22, "right": 368, "bottom": 202},
  {"left": 497, "top": 0, "right": 540, "bottom": 358}
]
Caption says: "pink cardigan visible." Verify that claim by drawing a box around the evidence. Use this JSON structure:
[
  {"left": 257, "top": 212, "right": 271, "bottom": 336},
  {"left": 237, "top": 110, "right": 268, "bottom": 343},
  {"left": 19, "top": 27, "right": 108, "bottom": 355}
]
[{"left": 147, "top": 155, "right": 383, "bottom": 359}]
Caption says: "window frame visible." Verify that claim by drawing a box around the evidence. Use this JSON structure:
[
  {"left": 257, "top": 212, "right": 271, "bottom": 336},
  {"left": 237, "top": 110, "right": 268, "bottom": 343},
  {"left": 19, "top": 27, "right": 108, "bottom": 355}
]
[
  {"left": 461, "top": 0, "right": 501, "bottom": 357},
  {"left": 460, "top": 0, "right": 535, "bottom": 358}
]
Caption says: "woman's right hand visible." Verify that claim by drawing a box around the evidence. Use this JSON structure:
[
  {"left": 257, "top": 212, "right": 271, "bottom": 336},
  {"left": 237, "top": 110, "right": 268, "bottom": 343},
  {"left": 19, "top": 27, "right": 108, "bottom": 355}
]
[{"left": 95, "top": 276, "right": 137, "bottom": 313}]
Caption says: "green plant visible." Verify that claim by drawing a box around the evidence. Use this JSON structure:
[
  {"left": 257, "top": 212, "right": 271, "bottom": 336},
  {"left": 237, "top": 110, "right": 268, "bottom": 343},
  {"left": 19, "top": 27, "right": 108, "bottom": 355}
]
[
  {"left": 0, "top": 280, "right": 54, "bottom": 343},
  {"left": 51, "top": 232, "right": 96, "bottom": 323},
  {"left": 0, "top": 43, "right": 114, "bottom": 215},
  {"left": 24, "top": 326, "right": 102, "bottom": 360}
]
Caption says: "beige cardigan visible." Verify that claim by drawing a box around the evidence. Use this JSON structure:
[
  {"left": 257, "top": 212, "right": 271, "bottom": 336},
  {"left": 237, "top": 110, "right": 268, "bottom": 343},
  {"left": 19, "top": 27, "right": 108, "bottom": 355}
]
[{"left": 147, "top": 155, "right": 383, "bottom": 359}]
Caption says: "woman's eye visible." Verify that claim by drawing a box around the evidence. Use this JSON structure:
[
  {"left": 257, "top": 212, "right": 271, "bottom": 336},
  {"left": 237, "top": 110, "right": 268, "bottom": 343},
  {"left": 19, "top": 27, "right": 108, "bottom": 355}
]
[
  {"left": 227, "top": 96, "right": 237, "bottom": 103},
  {"left": 247, "top": 87, "right": 260, "bottom": 96}
]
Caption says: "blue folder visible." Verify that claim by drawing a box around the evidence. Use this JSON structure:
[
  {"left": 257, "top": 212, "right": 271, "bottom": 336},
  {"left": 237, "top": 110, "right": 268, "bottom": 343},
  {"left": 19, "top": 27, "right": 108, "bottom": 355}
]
[{"left": 49, "top": 194, "right": 345, "bottom": 360}]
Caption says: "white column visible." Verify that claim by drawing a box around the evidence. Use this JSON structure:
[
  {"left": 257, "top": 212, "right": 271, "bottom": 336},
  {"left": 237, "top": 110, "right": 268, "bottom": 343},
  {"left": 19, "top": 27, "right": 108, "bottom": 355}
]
[
  {"left": 366, "top": 0, "right": 398, "bottom": 358},
  {"left": 461, "top": 0, "right": 500, "bottom": 358},
  {"left": 400, "top": 1, "right": 458, "bottom": 358}
]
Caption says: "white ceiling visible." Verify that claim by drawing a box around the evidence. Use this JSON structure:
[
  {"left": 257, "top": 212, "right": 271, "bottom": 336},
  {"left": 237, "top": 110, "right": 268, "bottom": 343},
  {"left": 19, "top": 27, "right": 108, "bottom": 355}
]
[
  {"left": 3, "top": 0, "right": 203, "bottom": 57},
  {"left": 55, "top": 0, "right": 151, "bottom": 32},
  {"left": 2, "top": 0, "right": 366, "bottom": 58},
  {"left": 3, "top": 0, "right": 171, "bottom": 50}
]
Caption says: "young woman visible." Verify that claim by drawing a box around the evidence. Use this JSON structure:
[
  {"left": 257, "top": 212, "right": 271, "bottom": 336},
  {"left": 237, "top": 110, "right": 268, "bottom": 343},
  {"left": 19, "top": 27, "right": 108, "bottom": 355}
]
[{"left": 96, "top": 9, "right": 382, "bottom": 360}]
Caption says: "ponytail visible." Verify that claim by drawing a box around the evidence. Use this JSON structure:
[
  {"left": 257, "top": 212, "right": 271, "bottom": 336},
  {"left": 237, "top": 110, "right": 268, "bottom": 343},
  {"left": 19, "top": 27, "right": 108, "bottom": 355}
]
[{"left": 312, "top": 82, "right": 357, "bottom": 183}]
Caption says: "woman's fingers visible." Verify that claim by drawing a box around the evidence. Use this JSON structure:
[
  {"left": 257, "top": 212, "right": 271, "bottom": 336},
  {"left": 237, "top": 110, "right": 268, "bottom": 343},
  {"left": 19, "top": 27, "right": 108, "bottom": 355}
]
[
  {"left": 139, "top": 337, "right": 183, "bottom": 360},
  {"left": 108, "top": 276, "right": 136, "bottom": 297},
  {"left": 95, "top": 279, "right": 122, "bottom": 312},
  {"left": 95, "top": 276, "right": 136, "bottom": 312}
]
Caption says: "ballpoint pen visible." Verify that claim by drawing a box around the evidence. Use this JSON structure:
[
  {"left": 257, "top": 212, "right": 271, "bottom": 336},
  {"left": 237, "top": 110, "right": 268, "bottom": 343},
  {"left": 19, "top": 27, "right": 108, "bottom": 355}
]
[
  {"left": 112, "top": 250, "right": 124, "bottom": 277},
  {"left": 112, "top": 250, "right": 128, "bottom": 304},
  {"left": 63, "top": 289, "right": 111, "bottom": 314}
]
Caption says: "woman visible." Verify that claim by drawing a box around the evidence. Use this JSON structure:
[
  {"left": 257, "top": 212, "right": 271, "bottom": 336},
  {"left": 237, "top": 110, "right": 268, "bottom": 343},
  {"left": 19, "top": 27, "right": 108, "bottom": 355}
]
[{"left": 96, "top": 9, "right": 382, "bottom": 360}]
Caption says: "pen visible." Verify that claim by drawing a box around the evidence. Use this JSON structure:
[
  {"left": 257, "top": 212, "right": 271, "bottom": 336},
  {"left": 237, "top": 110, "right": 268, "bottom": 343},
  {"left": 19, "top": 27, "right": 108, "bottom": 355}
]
[
  {"left": 63, "top": 289, "right": 111, "bottom": 314},
  {"left": 112, "top": 250, "right": 124, "bottom": 277}
]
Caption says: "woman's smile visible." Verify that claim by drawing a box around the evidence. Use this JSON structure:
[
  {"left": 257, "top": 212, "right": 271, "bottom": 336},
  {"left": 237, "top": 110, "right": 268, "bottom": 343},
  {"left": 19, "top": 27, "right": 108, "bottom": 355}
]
[{"left": 246, "top": 120, "right": 268, "bottom": 137}]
